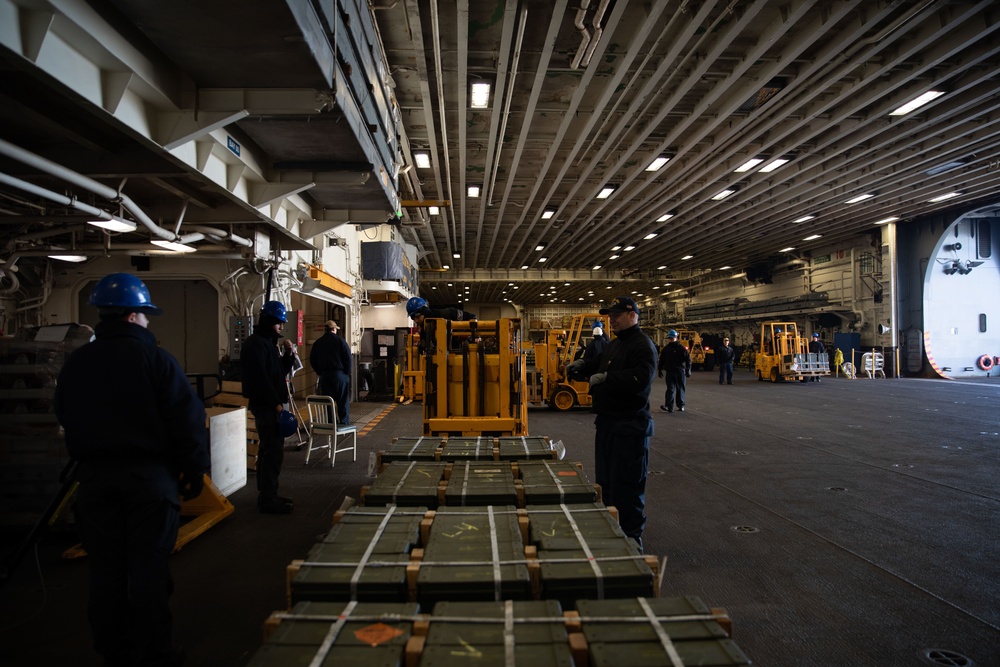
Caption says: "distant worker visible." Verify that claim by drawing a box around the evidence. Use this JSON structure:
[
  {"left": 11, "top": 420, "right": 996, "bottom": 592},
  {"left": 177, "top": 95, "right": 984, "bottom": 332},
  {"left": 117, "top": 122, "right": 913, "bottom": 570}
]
[
  {"left": 405, "top": 296, "right": 476, "bottom": 326},
  {"left": 55, "top": 272, "right": 210, "bottom": 667},
  {"left": 241, "top": 300, "right": 297, "bottom": 514},
  {"left": 583, "top": 321, "right": 610, "bottom": 364},
  {"left": 716, "top": 336, "right": 736, "bottom": 385},
  {"left": 573, "top": 296, "right": 657, "bottom": 552},
  {"left": 310, "top": 320, "right": 352, "bottom": 425},
  {"left": 658, "top": 330, "right": 691, "bottom": 412},
  {"left": 809, "top": 332, "right": 826, "bottom": 382}
]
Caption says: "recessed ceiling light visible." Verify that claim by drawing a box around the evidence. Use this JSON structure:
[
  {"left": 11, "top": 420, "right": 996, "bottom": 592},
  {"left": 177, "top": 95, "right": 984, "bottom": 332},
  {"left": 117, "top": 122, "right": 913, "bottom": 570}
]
[
  {"left": 656, "top": 213, "right": 674, "bottom": 222},
  {"left": 657, "top": 265, "right": 666, "bottom": 270},
  {"left": 521, "top": 265, "right": 529, "bottom": 269},
  {"left": 88, "top": 219, "right": 137, "bottom": 232},
  {"left": 759, "top": 158, "right": 790, "bottom": 173},
  {"left": 609, "top": 254, "right": 620, "bottom": 260},
  {"left": 538, "top": 257, "right": 547, "bottom": 262},
  {"left": 151, "top": 239, "right": 196, "bottom": 253},
  {"left": 535, "top": 243, "right": 546, "bottom": 251},
  {"left": 646, "top": 154, "right": 671, "bottom": 171},
  {"left": 734, "top": 158, "right": 764, "bottom": 173},
  {"left": 48, "top": 253, "right": 88, "bottom": 262},
  {"left": 873, "top": 216, "right": 900, "bottom": 226},
  {"left": 780, "top": 247, "right": 796, "bottom": 252},
  {"left": 541, "top": 209, "right": 555, "bottom": 219},
  {"left": 792, "top": 215, "right": 815, "bottom": 223},
  {"left": 443, "top": 265, "right": 450, "bottom": 270},
  {"left": 623, "top": 246, "right": 635, "bottom": 252},
  {"left": 889, "top": 90, "right": 944, "bottom": 116},
  {"left": 711, "top": 189, "right": 736, "bottom": 201},
  {"left": 719, "top": 266, "right": 732, "bottom": 270},
  {"left": 592, "top": 265, "right": 602, "bottom": 270},
  {"left": 597, "top": 185, "right": 616, "bottom": 199},
  {"left": 414, "top": 152, "right": 431, "bottom": 169},
  {"left": 681, "top": 255, "right": 694, "bottom": 260},
  {"left": 928, "top": 192, "right": 962, "bottom": 203},
  {"left": 453, "top": 253, "right": 460, "bottom": 258},
  {"left": 468, "top": 185, "right": 481, "bottom": 197},
  {"left": 643, "top": 233, "right": 657, "bottom": 240},
  {"left": 845, "top": 193, "right": 874, "bottom": 204},
  {"left": 803, "top": 234, "right": 822, "bottom": 241},
  {"left": 470, "top": 81, "right": 491, "bottom": 108}
]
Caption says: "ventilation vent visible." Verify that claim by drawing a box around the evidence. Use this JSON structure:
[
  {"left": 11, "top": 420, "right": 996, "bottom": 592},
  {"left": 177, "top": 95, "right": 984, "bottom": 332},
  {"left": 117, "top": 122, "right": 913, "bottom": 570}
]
[{"left": 977, "top": 218, "right": 992, "bottom": 258}]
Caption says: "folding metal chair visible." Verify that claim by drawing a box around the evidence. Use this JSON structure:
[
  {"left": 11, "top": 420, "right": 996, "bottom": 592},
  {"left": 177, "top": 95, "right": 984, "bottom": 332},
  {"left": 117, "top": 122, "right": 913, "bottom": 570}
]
[{"left": 304, "top": 395, "right": 357, "bottom": 466}]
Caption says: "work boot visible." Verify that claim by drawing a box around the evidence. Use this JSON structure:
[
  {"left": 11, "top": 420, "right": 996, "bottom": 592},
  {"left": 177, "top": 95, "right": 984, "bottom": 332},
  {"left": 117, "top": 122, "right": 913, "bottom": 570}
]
[{"left": 259, "top": 497, "right": 293, "bottom": 514}]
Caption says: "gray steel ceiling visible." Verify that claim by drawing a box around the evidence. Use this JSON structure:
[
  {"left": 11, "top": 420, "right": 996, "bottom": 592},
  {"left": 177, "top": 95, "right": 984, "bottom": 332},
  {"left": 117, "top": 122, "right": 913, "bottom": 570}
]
[{"left": 1, "top": 0, "right": 998, "bottom": 307}]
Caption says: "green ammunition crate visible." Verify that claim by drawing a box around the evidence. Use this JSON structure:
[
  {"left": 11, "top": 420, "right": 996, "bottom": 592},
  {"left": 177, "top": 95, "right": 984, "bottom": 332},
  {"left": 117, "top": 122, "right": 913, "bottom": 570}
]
[
  {"left": 444, "top": 461, "right": 518, "bottom": 506},
  {"left": 525, "top": 503, "right": 624, "bottom": 543},
  {"left": 249, "top": 600, "right": 418, "bottom": 667},
  {"left": 536, "top": 539, "right": 654, "bottom": 606},
  {"left": 380, "top": 436, "right": 444, "bottom": 465},
  {"left": 364, "top": 461, "right": 448, "bottom": 507},
  {"left": 426, "top": 600, "right": 567, "bottom": 645},
  {"left": 417, "top": 641, "right": 574, "bottom": 667},
  {"left": 497, "top": 436, "right": 554, "bottom": 461},
  {"left": 440, "top": 437, "right": 497, "bottom": 462},
  {"left": 518, "top": 461, "right": 598, "bottom": 504},
  {"left": 589, "top": 638, "right": 751, "bottom": 666},
  {"left": 418, "top": 506, "right": 531, "bottom": 604},
  {"left": 576, "top": 596, "right": 729, "bottom": 643}
]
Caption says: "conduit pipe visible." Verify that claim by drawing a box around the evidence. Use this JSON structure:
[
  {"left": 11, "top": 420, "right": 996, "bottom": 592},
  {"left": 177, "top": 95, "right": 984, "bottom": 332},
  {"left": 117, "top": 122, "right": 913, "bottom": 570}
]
[
  {"left": 570, "top": 0, "right": 592, "bottom": 70},
  {"left": 581, "top": 0, "right": 611, "bottom": 67},
  {"left": 185, "top": 224, "right": 253, "bottom": 248},
  {"left": 0, "top": 138, "right": 176, "bottom": 241}
]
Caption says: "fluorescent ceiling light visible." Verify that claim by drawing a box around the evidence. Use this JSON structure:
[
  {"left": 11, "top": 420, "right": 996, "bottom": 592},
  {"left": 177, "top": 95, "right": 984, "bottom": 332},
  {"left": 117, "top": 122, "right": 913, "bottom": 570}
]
[
  {"left": 719, "top": 265, "right": 732, "bottom": 270},
  {"left": 538, "top": 257, "right": 547, "bottom": 262},
  {"left": 646, "top": 154, "right": 671, "bottom": 171},
  {"left": 711, "top": 189, "right": 736, "bottom": 201},
  {"left": 592, "top": 265, "right": 602, "bottom": 270},
  {"left": 656, "top": 213, "right": 674, "bottom": 222},
  {"left": 656, "top": 265, "right": 666, "bottom": 270},
  {"left": 643, "top": 233, "right": 657, "bottom": 240},
  {"left": 541, "top": 209, "right": 555, "bottom": 219},
  {"left": 151, "top": 239, "right": 197, "bottom": 253},
  {"left": 623, "top": 246, "right": 635, "bottom": 252},
  {"left": 734, "top": 158, "right": 764, "bottom": 173},
  {"left": 609, "top": 254, "right": 620, "bottom": 260},
  {"left": 48, "top": 253, "right": 88, "bottom": 262},
  {"left": 780, "top": 247, "right": 796, "bottom": 252},
  {"left": 442, "top": 265, "right": 450, "bottom": 269},
  {"left": 792, "top": 215, "right": 815, "bottom": 223},
  {"left": 428, "top": 206, "right": 439, "bottom": 215},
  {"left": 845, "top": 193, "right": 874, "bottom": 204},
  {"left": 759, "top": 158, "right": 790, "bottom": 173},
  {"left": 372, "top": 303, "right": 395, "bottom": 309},
  {"left": 470, "top": 81, "right": 491, "bottom": 108},
  {"left": 597, "top": 185, "right": 616, "bottom": 199},
  {"left": 521, "top": 265, "right": 529, "bottom": 269},
  {"left": 928, "top": 192, "right": 962, "bottom": 203},
  {"left": 468, "top": 185, "right": 480, "bottom": 198},
  {"left": 873, "top": 216, "right": 899, "bottom": 226},
  {"left": 535, "top": 244, "right": 546, "bottom": 251},
  {"left": 414, "top": 152, "right": 431, "bottom": 169},
  {"left": 453, "top": 253, "right": 460, "bottom": 258},
  {"left": 88, "top": 218, "right": 137, "bottom": 232},
  {"left": 889, "top": 90, "right": 945, "bottom": 116},
  {"left": 926, "top": 160, "right": 967, "bottom": 175},
  {"left": 681, "top": 255, "right": 694, "bottom": 260},
  {"left": 803, "top": 234, "right": 822, "bottom": 241}
]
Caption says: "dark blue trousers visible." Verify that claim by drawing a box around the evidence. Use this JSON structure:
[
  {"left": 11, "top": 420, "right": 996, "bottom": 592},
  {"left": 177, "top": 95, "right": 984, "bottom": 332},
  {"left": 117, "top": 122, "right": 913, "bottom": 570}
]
[
  {"left": 594, "top": 427, "right": 650, "bottom": 542},
  {"left": 320, "top": 370, "right": 351, "bottom": 425}
]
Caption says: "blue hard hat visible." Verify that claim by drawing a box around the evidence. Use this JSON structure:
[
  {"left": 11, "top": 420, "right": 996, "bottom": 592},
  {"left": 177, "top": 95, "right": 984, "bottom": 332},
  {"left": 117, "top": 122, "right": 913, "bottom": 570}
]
[
  {"left": 262, "top": 300, "right": 287, "bottom": 323},
  {"left": 89, "top": 273, "right": 162, "bottom": 314},
  {"left": 592, "top": 321, "right": 603, "bottom": 329},
  {"left": 406, "top": 296, "right": 428, "bottom": 317},
  {"left": 812, "top": 332, "right": 820, "bottom": 338},
  {"left": 278, "top": 409, "right": 298, "bottom": 438},
  {"left": 667, "top": 329, "right": 678, "bottom": 338}
]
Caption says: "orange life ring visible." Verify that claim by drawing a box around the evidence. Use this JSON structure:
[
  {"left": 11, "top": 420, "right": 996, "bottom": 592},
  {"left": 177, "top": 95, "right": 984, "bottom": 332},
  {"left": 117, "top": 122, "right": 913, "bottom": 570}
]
[{"left": 977, "top": 354, "right": 994, "bottom": 371}]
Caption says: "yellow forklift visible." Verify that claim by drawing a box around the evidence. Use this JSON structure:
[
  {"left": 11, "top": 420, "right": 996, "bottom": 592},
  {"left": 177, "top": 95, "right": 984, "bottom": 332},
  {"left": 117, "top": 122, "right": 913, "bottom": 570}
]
[
  {"left": 527, "top": 313, "right": 608, "bottom": 411},
  {"left": 755, "top": 321, "right": 829, "bottom": 382}
]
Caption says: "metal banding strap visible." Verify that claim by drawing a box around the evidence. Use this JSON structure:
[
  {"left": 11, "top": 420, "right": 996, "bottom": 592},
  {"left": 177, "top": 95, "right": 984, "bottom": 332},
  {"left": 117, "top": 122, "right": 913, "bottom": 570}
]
[
  {"left": 488, "top": 506, "right": 502, "bottom": 601},
  {"left": 519, "top": 436, "right": 529, "bottom": 455},
  {"left": 637, "top": 596, "right": 685, "bottom": 667},
  {"left": 406, "top": 437, "right": 425, "bottom": 456},
  {"left": 349, "top": 506, "right": 397, "bottom": 597},
  {"left": 308, "top": 599, "right": 358, "bottom": 667},
  {"left": 391, "top": 461, "right": 419, "bottom": 503},
  {"left": 460, "top": 461, "right": 471, "bottom": 506},
  {"left": 503, "top": 599, "right": 516, "bottom": 667},
  {"left": 559, "top": 503, "right": 604, "bottom": 598},
  {"left": 543, "top": 461, "right": 566, "bottom": 501}
]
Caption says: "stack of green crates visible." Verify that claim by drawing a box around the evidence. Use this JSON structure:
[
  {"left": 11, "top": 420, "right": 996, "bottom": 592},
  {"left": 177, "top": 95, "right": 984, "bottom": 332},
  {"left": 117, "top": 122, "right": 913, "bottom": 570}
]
[
  {"left": 519, "top": 461, "right": 598, "bottom": 504},
  {"left": 380, "top": 436, "right": 443, "bottom": 465},
  {"left": 444, "top": 461, "right": 519, "bottom": 506},
  {"left": 418, "top": 505, "right": 531, "bottom": 605},
  {"left": 419, "top": 600, "right": 574, "bottom": 667},
  {"left": 289, "top": 506, "right": 425, "bottom": 603},
  {"left": 497, "top": 436, "right": 554, "bottom": 461},
  {"left": 576, "top": 597, "right": 751, "bottom": 666},
  {"left": 248, "top": 600, "right": 419, "bottom": 666},
  {"left": 526, "top": 503, "right": 654, "bottom": 605},
  {"left": 364, "top": 461, "right": 448, "bottom": 507},
  {"left": 440, "top": 436, "right": 497, "bottom": 462}
]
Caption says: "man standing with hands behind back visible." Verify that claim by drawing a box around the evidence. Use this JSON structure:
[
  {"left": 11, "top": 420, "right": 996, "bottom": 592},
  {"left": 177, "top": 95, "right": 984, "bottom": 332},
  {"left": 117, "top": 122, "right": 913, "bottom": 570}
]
[
  {"left": 310, "top": 320, "right": 352, "bottom": 425},
  {"left": 574, "top": 296, "right": 658, "bottom": 552},
  {"left": 55, "top": 272, "right": 209, "bottom": 667}
]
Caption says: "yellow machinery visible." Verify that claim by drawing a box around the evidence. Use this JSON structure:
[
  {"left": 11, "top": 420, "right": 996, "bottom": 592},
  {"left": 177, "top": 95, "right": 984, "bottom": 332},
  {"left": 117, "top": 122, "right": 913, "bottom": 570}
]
[
  {"left": 527, "top": 313, "right": 608, "bottom": 411},
  {"left": 755, "top": 321, "right": 830, "bottom": 382},
  {"left": 422, "top": 318, "right": 528, "bottom": 436},
  {"left": 400, "top": 332, "right": 424, "bottom": 403},
  {"left": 669, "top": 328, "right": 713, "bottom": 371}
]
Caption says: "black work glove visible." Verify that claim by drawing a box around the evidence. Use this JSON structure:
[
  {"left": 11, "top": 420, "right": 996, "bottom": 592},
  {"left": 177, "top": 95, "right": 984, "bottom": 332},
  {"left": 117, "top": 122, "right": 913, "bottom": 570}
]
[
  {"left": 685, "top": 370, "right": 692, "bottom": 378},
  {"left": 180, "top": 471, "right": 205, "bottom": 501}
]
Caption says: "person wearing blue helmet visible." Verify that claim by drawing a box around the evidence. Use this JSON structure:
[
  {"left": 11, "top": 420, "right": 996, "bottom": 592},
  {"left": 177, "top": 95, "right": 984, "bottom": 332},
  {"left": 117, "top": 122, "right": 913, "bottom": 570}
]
[
  {"left": 406, "top": 295, "right": 475, "bottom": 326},
  {"left": 55, "top": 272, "right": 209, "bottom": 667},
  {"left": 240, "top": 298, "right": 297, "bottom": 514}
]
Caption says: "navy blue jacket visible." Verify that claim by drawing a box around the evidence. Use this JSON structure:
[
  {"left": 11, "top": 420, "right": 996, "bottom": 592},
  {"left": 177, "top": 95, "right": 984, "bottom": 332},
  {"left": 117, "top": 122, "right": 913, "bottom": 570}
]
[
  {"left": 658, "top": 341, "right": 691, "bottom": 374},
  {"left": 55, "top": 320, "right": 209, "bottom": 476},
  {"left": 240, "top": 325, "right": 292, "bottom": 412},
  {"left": 309, "top": 331, "right": 352, "bottom": 377},
  {"left": 588, "top": 324, "right": 658, "bottom": 432}
]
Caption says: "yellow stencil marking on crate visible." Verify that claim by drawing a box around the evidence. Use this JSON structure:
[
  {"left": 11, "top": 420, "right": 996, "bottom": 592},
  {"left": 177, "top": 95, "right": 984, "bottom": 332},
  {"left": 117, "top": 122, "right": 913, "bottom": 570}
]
[
  {"left": 450, "top": 638, "right": 483, "bottom": 658},
  {"left": 442, "top": 522, "right": 480, "bottom": 538},
  {"left": 354, "top": 622, "right": 404, "bottom": 647},
  {"left": 540, "top": 520, "right": 557, "bottom": 537}
]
